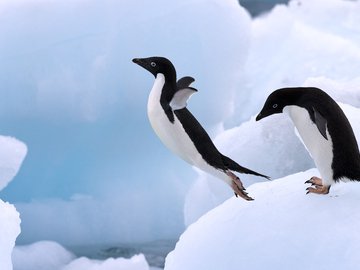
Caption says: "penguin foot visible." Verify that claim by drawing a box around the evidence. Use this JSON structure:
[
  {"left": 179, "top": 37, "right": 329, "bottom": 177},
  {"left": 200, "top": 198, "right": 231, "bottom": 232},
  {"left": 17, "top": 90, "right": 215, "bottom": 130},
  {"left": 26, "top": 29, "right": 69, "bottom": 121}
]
[
  {"left": 305, "top": 177, "right": 330, "bottom": 195},
  {"left": 304, "top": 176, "right": 323, "bottom": 186},
  {"left": 227, "top": 171, "right": 254, "bottom": 201}
]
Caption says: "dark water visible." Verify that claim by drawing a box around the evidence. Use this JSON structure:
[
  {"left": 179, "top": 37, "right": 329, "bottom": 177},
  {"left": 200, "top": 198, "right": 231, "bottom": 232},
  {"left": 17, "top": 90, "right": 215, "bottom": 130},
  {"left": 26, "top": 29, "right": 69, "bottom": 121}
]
[
  {"left": 69, "top": 239, "right": 177, "bottom": 269},
  {"left": 241, "top": 0, "right": 290, "bottom": 17}
]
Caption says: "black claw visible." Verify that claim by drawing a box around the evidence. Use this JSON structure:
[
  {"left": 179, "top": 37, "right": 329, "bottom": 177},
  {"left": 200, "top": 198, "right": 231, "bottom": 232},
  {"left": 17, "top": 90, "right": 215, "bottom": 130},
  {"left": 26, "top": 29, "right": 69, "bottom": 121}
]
[
  {"left": 234, "top": 192, "right": 238, "bottom": 198},
  {"left": 305, "top": 179, "right": 312, "bottom": 184},
  {"left": 306, "top": 191, "right": 310, "bottom": 195},
  {"left": 306, "top": 187, "right": 310, "bottom": 191}
]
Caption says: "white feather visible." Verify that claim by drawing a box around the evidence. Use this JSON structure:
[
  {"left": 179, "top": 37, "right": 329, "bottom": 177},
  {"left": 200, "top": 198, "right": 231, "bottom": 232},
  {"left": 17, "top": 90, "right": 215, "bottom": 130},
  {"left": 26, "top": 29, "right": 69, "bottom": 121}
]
[
  {"left": 284, "top": 105, "right": 334, "bottom": 186},
  {"left": 169, "top": 88, "right": 197, "bottom": 110}
]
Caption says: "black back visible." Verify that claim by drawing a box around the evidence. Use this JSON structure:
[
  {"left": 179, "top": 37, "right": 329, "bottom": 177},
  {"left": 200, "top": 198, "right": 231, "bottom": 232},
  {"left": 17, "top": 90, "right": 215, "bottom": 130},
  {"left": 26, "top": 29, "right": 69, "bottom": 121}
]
[{"left": 174, "top": 108, "right": 269, "bottom": 178}]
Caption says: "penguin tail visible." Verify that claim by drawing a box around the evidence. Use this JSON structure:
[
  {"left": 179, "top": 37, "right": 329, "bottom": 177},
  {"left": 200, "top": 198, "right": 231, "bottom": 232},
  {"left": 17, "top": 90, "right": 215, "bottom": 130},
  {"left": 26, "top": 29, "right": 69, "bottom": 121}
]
[{"left": 221, "top": 154, "right": 271, "bottom": 180}]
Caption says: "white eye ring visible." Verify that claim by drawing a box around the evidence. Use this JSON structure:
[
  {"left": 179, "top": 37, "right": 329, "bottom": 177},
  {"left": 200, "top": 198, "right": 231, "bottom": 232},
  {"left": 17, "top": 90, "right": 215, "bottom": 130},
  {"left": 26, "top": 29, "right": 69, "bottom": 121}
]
[
  {"left": 273, "top": 104, "right": 278, "bottom": 109},
  {"left": 150, "top": 62, "right": 156, "bottom": 67}
]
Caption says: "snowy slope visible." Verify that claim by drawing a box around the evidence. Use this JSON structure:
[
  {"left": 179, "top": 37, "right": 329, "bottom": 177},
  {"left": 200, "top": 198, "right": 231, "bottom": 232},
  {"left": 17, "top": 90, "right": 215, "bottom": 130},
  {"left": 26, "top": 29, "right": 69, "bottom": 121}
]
[
  {"left": 185, "top": 103, "right": 360, "bottom": 225},
  {"left": 166, "top": 169, "right": 360, "bottom": 270}
]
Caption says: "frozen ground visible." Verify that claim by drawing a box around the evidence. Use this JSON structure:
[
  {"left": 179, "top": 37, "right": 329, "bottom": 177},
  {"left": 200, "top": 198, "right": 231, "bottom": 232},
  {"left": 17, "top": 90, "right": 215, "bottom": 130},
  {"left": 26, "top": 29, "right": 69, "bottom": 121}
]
[{"left": 166, "top": 169, "right": 360, "bottom": 270}]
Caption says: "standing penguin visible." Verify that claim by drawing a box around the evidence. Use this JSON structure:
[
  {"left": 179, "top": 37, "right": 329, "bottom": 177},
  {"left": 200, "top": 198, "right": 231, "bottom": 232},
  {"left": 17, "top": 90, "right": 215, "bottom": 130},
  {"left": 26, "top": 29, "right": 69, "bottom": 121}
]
[
  {"left": 256, "top": 87, "right": 360, "bottom": 194},
  {"left": 133, "top": 56, "right": 269, "bottom": 200}
]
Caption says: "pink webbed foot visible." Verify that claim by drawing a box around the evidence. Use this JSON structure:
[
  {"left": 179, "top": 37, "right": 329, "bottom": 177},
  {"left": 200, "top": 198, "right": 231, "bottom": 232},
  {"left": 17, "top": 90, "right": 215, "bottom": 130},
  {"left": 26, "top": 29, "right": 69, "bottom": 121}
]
[
  {"left": 305, "top": 176, "right": 331, "bottom": 195},
  {"left": 227, "top": 171, "right": 254, "bottom": 201}
]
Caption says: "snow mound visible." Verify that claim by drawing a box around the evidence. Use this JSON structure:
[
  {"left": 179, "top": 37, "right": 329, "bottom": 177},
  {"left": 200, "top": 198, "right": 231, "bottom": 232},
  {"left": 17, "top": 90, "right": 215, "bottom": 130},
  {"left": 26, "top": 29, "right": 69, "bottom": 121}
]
[
  {"left": 0, "top": 200, "right": 21, "bottom": 270},
  {"left": 184, "top": 114, "right": 313, "bottom": 225},
  {"left": 0, "top": 135, "right": 27, "bottom": 270},
  {"left": 167, "top": 169, "right": 360, "bottom": 270},
  {"left": 13, "top": 241, "right": 75, "bottom": 270},
  {"left": 0, "top": 136, "right": 27, "bottom": 191},
  {"left": 12, "top": 241, "right": 150, "bottom": 270},
  {"left": 185, "top": 101, "right": 360, "bottom": 225}
]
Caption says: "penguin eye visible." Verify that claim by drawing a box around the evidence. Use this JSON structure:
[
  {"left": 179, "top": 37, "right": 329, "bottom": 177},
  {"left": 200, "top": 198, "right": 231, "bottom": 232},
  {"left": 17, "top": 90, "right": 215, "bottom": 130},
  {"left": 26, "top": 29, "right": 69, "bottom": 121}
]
[
  {"left": 150, "top": 62, "right": 156, "bottom": 67},
  {"left": 272, "top": 104, "right": 278, "bottom": 109}
]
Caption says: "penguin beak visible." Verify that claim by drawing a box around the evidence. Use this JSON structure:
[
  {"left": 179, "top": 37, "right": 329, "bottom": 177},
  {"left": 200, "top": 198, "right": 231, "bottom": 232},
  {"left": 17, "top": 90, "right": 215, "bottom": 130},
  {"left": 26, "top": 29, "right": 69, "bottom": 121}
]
[
  {"left": 255, "top": 113, "right": 263, "bottom": 121},
  {"left": 132, "top": 58, "right": 143, "bottom": 65},
  {"left": 132, "top": 58, "right": 148, "bottom": 70},
  {"left": 256, "top": 111, "right": 266, "bottom": 121}
]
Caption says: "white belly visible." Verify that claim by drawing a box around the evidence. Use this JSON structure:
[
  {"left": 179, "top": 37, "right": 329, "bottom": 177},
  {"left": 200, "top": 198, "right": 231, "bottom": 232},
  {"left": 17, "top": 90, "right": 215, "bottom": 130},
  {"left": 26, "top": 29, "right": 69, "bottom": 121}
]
[
  {"left": 284, "top": 106, "right": 334, "bottom": 185},
  {"left": 147, "top": 74, "right": 230, "bottom": 184}
]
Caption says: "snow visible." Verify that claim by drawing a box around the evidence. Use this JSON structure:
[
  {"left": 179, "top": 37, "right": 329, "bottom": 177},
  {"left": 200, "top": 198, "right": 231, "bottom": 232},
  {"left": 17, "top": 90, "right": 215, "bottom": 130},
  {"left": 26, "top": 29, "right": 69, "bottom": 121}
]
[
  {"left": 0, "top": 136, "right": 26, "bottom": 270},
  {"left": 166, "top": 169, "right": 360, "bottom": 270},
  {"left": 0, "top": 136, "right": 27, "bottom": 191},
  {"left": 13, "top": 241, "right": 75, "bottom": 270},
  {"left": 0, "top": 201, "right": 21, "bottom": 270},
  {"left": 63, "top": 254, "right": 149, "bottom": 270},
  {"left": 0, "top": 0, "right": 360, "bottom": 269},
  {"left": 0, "top": 0, "right": 251, "bottom": 246},
  {"left": 185, "top": 0, "right": 360, "bottom": 226},
  {"left": 12, "top": 241, "right": 149, "bottom": 270}
]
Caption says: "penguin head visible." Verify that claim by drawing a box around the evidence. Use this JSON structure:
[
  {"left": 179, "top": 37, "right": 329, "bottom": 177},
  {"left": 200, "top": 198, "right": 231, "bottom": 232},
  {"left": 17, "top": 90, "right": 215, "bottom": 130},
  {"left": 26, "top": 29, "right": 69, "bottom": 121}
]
[
  {"left": 256, "top": 88, "right": 299, "bottom": 121},
  {"left": 132, "top": 56, "right": 176, "bottom": 79}
]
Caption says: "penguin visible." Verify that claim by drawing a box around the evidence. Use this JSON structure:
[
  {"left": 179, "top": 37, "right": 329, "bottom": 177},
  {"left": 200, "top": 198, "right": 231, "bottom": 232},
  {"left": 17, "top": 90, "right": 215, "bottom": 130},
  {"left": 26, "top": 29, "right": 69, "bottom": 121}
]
[
  {"left": 133, "top": 56, "right": 269, "bottom": 200},
  {"left": 256, "top": 87, "right": 360, "bottom": 195}
]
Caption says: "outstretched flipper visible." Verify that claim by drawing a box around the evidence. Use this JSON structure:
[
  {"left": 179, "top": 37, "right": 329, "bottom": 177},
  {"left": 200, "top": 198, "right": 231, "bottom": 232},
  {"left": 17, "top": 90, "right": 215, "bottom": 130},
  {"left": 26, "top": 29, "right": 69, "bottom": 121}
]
[
  {"left": 177, "top": 76, "right": 195, "bottom": 89},
  {"left": 170, "top": 76, "right": 198, "bottom": 110}
]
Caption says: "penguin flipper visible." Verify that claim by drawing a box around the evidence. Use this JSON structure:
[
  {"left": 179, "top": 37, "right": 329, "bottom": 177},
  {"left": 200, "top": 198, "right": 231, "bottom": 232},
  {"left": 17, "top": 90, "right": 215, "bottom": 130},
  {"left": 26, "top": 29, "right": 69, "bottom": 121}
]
[
  {"left": 170, "top": 88, "right": 197, "bottom": 110},
  {"left": 312, "top": 107, "right": 328, "bottom": 140},
  {"left": 221, "top": 154, "right": 270, "bottom": 180},
  {"left": 177, "top": 76, "right": 195, "bottom": 89},
  {"left": 171, "top": 76, "right": 198, "bottom": 110}
]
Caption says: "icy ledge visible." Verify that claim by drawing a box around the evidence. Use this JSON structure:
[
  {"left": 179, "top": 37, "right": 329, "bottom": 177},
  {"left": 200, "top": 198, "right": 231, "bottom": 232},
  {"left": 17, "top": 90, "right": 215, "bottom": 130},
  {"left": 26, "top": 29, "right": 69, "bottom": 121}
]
[
  {"left": 0, "top": 136, "right": 27, "bottom": 270},
  {"left": 0, "top": 200, "right": 21, "bottom": 270},
  {"left": 165, "top": 168, "right": 360, "bottom": 270}
]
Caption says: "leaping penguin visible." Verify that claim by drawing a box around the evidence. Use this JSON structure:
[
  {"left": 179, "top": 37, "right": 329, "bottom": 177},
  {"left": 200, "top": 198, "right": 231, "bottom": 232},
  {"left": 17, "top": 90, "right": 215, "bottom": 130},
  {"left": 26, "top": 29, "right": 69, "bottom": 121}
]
[
  {"left": 133, "top": 56, "right": 269, "bottom": 201},
  {"left": 256, "top": 87, "right": 360, "bottom": 195}
]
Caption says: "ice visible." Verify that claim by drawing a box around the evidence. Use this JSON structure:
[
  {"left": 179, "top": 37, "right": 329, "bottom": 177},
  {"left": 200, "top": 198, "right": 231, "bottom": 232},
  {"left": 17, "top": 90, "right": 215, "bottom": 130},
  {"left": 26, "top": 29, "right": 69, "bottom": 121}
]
[
  {"left": 1, "top": 0, "right": 360, "bottom": 262},
  {"left": 0, "top": 0, "right": 252, "bottom": 246},
  {"left": 184, "top": 114, "right": 313, "bottom": 225},
  {"left": 185, "top": 101, "right": 360, "bottom": 225},
  {"left": 0, "top": 200, "right": 21, "bottom": 270},
  {"left": 15, "top": 195, "right": 183, "bottom": 246},
  {"left": 0, "top": 135, "right": 27, "bottom": 270},
  {"left": 185, "top": 0, "right": 360, "bottom": 226},
  {"left": 0, "top": 136, "right": 27, "bottom": 191},
  {"left": 303, "top": 77, "right": 360, "bottom": 108},
  {"left": 63, "top": 254, "right": 149, "bottom": 270},
  {"left": 12, "top": 241, "right": 149, "bottom": 270},
  {"left": 13, "top": 241, "right": 75, "bottom": 270},
  {"left": 166, "top": 169, "right": 360, "bottom": 270},
  {"left": 235, "top": 0, "right": 360, "bottom": 123}
]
